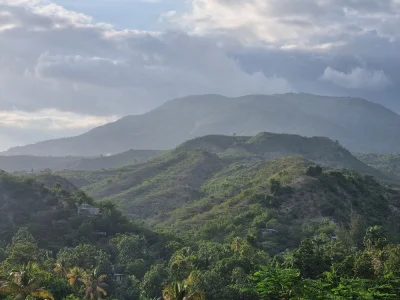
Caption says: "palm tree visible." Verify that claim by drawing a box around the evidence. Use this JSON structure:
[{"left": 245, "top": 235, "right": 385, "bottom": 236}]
[
  {"left": 80, "top": 269, "right": 108, "bottom": 300},
  {"left": 0, "top": 262, "right": 54, "bottom": 300},
  {"left": 163, "top": 282, "right": 204, "bottom": 300},
  {"left": 364, "top": 225, "right": 388, "bottom": 249},
  {"left": 66, "top": 267, "right": 85, "bottom": 286},
  {"left": 169, "top": 248, "right": 196, "bottom": 280},
  {"left": 53, "top": 261, "right": 69, "bottom": 278},
  {"left": 67, "top": 268, "right": 108, "bottom": 300},
  {"left": 163, "top": 273, "right": 204, "bottom": 300},
  {"left": 231, "top": 237, "right": 243, "bottom": 253}
]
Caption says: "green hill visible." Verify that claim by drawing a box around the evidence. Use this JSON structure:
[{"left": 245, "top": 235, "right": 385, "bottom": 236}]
[
  {"left": 179, "top": 133, "right": 381, "bottom": 175},
  {"left": 55, "top": 133, "right": 400, "bottom": 253},
  {"left": 0, "top": 169, "right": 185, "bottom": 300},
  {"left": 0, "top": 170, "right": 164, "bottom": 252},
  {"left": 3, "top": 133, "right": 400, "bottom": 299},
  {"left": 61, "top": 132, "right": 388, "bottom": 191},
  {"left": 159, "top": 156, "right": 400, "bottom": 252},
  {"left": 356, "top": 153, "right": 400, "bottom": 179},
  {"left": 60, "top": 149, "right": 225, "bottom": 218}
]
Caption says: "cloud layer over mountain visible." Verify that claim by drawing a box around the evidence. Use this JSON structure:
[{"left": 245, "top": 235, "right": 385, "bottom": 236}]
[{"left": 0, "top": 0, "right": 399, "bottom": 149}]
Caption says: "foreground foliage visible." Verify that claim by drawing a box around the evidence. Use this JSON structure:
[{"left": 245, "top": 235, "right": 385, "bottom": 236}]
[{"left": 2, "top": 222, "right": 400, "bottom": 299}]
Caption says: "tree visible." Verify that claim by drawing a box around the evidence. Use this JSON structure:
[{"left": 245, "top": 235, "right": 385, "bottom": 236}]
[
  {"left": 57, "top": 244, "right": 104, "bottom": 270},
  {"left": 6, "top": 228, "right": 39, "bottom": 266},
  {"left": 111, "top": 275, "right": 141, "bottom": 300},
  {"left": 292, "top": 238, "right": 328, "bottom": 279},
  {"left": 169, "top": 247, "right": 197, "bottom": 281},
  {"left": 110, "top": 234, "right": 144, "bottom": 266},
  {"left": 42, "top": 276, "right": 72, "bottom": 300},
  {"left": 353, "top": 252, "right": 375, "bottom": 279},
  {"left": 78, "top": 269, "right": 108, "bottom": 300},
  {"left": 253, "top": 264, "right": 300, "bottom": 300},
  {"left": 141, "top": 263, "right": 169, "bottom": 299},
  {"left": 364, "top": 226, "right": 388, "bottom": 250},
  {"left": 163, "top": 272, "right": 205, "bottom": 300},
  {"left": 67, "top": 267, "right": 108, "bottom": 300},
  {"left": 0, "top": 262, "right": 54, "bottom": 300},
  {"left": 163, "top": 281, "right": 205, "bottom": 300},
  {"left": 306, "top": 165, "right": 323, "bottom": 176},
  {"left": 54, "top": 261, "right": 69, "bottom": 278},
  {"left": 66, "top": 267, "right": 86, "bottom": 287},
  {"left": 269, "top": 179, "right": 282, "bottom": 196}
]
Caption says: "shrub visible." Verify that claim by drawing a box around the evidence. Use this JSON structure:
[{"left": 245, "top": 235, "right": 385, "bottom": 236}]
[{"left": 306, "top": 165, "right": 323, "bottom": 177}]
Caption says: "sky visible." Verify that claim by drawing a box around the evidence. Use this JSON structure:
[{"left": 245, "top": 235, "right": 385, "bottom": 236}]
[{"left": 0, "top": 0, "right": 399, "bottom": 151}]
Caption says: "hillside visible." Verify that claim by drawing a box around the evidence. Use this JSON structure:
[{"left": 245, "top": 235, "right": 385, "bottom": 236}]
[
  {"left": 179, "top": 133, "right": 380, "bottom": 174},
  {"left": 0, "top": 170, "right": 85, "bottom": 248},
  {"left": 3, "top": 135, "right": 400, "bottom": 299},
  {"left": 61, "top": 133, "right": 390, "bottom": 191},
  {"left": 56, "top": 133, "right": 399, "bottom": 251},
  {"left": 0, "top": 169, "right": 187, "bottom": 300},
  {"left": 356, "top": 153, "right": 400, "bottom": 180},
  {"left": 0, "top": 169, "right": 167, "bottom": 251},
  {"left": 159, "top": 156, "right": 400, "bottom": 251},
  {"left": 60, "top": 148, "right": 226, "bottom": 217},
  {"left": 4, "top": 167, "right": 400, "bottom": 300},
  {"left": 0, "top": 149, "right": 161, "bottom": 172},
  {"left": 4, "top": 93, "right": 400, "bottom": 156},
  {"left": 64, "top": 153, "right": 400, "bottom": 253}
]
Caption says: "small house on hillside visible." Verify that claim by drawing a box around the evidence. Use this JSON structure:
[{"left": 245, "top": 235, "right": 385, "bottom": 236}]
[
  {"left": 78, "top": 203, "right": 100, "bottom": 216},
  {"left": 111, "top": 265, "right": 124, "bottom": 282},
  {"left": 114, "top": 274, "right": 124, "bottom": 282}
]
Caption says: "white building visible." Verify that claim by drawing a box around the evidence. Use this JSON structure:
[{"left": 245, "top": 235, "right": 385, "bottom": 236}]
[{"left": 78, "top": 203, "right": 100, "bottom": 215}]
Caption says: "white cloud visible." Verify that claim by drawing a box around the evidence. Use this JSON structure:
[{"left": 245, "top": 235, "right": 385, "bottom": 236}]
[
  {"left": 0, "top": 109, "right": 117, "bottom": 150},
  {"left": 0, "top": 109, "right": 117, "bottom": 130},
  {"left": 175, "top": 0, "right": 400, "bottom": 48},
  {"left": 158, "top": 10, "right": 177, "bottom": 23},
  {"left": 0, "top": 0, "right": 292, "bottom": 116},
  {"left": 0, "top": 0, "right": 400, "bottom": 149},
  {"left": 321, "top": 67, "right": 391, "bottom": 89}
]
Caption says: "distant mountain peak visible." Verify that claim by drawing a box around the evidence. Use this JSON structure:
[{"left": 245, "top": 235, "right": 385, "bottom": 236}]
[{"left": 3, "top": 93, "right": 400, "bottom": 156}]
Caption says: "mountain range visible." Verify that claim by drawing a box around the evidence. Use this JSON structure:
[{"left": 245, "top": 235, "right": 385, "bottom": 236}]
[
  {"left": 58, "top": 132, "right": 393, "bottom": 218},
  {"left": 55, "top": 133, "right": 400, "bottom": 251},
  {"left": 3, "top": 93, "right": 400, "bottom": 156}
]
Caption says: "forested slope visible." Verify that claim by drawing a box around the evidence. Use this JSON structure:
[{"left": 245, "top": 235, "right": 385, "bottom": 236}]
[{"left": 56, "top": 133, "right": 399, "bottom": 253}]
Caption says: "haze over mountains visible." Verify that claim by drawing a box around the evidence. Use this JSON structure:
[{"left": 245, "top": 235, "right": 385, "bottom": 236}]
[
  {"left": 3, "top": 93, "right": 400, "bottom": 157},
  {"left": 0, "top": 150, "right": 161, "bottom": 173}
]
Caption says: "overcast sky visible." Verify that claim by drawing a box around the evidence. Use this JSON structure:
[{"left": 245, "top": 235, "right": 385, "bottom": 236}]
[{"left": 0, "top": 0, "right": 399, "bottom": 150}]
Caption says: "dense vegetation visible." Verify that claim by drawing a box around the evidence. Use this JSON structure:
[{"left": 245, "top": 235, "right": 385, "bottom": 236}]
[
  {"left": 356, "top": 153, "right": 400, "bottom": 180},
  {"left": 58, "top": 134, "right": 396, "bottom": 239},
  {"left": 2, "top": 173, "right": 400, "bottom": 299},
  {"left": 2, "top": 133, "right": 400, "bottom": 299}
]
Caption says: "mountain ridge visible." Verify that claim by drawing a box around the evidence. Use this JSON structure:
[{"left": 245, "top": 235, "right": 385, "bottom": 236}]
[
  {"left": 4, "top": 93, "right": 400, "bottom": 156},
  {"left": 0, "top": 149, "right": 161, "bottom": 172},
  {"left": 57, "top": 132, "right": 394, "bottom": 226},
  {"left": 53, "top": 132, "right": 400, "bottom": 254}
]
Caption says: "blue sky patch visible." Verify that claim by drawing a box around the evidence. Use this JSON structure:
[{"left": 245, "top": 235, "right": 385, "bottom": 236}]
[{"left": 54, "top": 0, "right": 186, "bottom": 30}]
